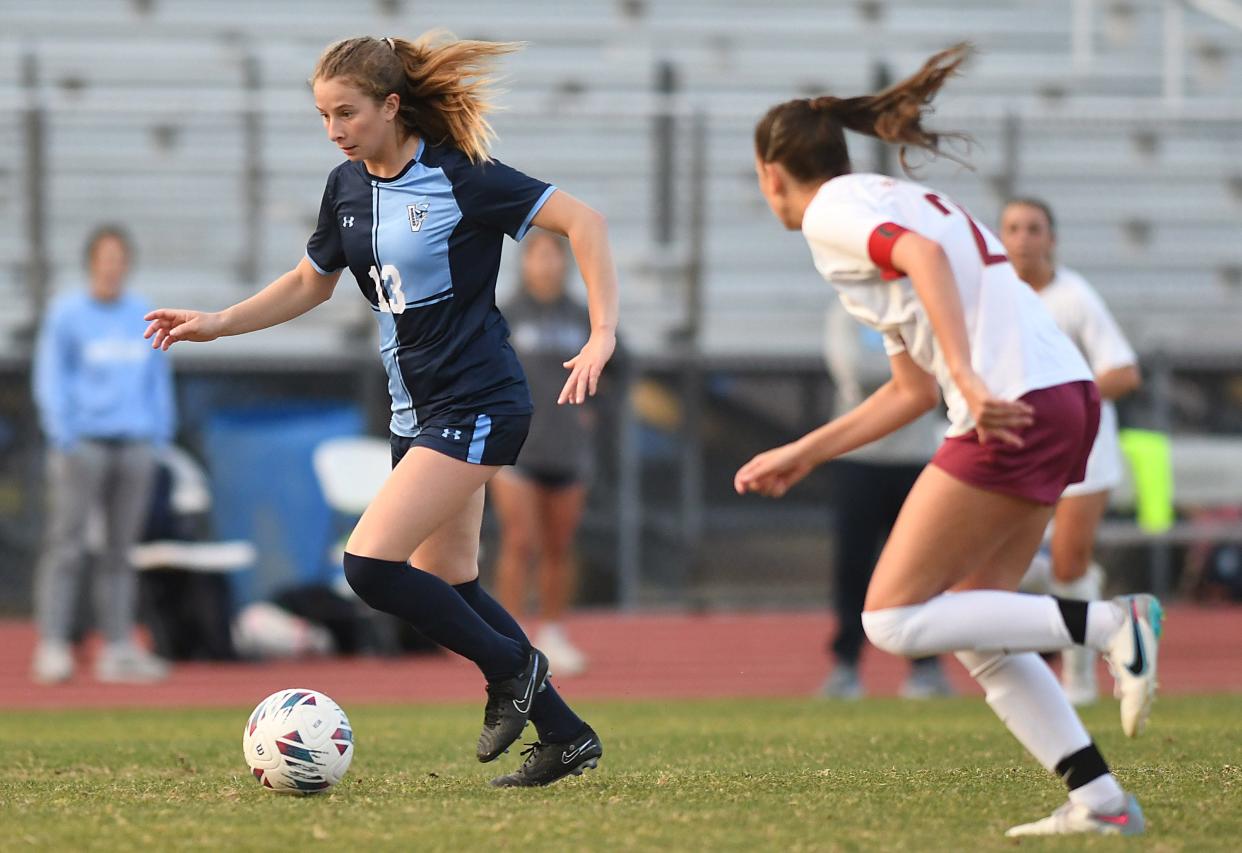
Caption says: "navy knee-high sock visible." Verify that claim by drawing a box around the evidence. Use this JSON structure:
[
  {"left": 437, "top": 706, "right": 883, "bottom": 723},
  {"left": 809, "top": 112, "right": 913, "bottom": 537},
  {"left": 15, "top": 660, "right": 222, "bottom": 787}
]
[
  {"left": 454, "top": 579, "right": 587, "bottom": 744},
  {"left": 343, "top": 553, "right": 526, "bottom": 681}
]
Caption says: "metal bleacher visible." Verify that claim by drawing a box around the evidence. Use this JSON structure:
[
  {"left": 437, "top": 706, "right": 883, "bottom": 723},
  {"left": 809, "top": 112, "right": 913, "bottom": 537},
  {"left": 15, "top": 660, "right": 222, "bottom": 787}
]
[
  {"left": 0, "top": 0, "right": 1239, "bottom": 364},
  {"left": 0, "top": 0, "right": 1239, "bottom": 605}
]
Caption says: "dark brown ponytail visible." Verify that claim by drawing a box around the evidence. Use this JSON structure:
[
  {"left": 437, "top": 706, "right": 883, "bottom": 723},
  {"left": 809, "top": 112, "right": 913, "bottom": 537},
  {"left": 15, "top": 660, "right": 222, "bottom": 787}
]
[{"left": 755, "top": 43, "right": 973, "bottom": 181}]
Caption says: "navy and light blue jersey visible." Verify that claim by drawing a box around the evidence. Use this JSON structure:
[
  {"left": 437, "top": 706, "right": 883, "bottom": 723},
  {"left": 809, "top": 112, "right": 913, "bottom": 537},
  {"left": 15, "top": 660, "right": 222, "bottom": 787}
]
[{"left": 306, "top": 140, "right": 557, "bottom": 436}]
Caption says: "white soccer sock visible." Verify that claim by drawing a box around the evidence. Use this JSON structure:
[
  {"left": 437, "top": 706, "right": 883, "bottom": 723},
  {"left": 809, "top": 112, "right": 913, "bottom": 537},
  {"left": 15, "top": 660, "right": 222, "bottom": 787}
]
[
  {"left": 1050, "top": 562, "right": 1103, "bottom": 602},
  {"left": 862, "top": 591, "right": 1075, "bottom": 658},
  {"left": 1018, "top": 549, "right": 1054, "bottom": 595},
  {"left": 1069, "top": 774, "right": 1127, "bottom": 815},
  {"left": 1084, "top": 600, "right": 1126, "bottom": 651},
  {"left": 956, "top": 650, "right": 1126, "bottom": 813},
  {"left": 956, "top": 650, "right": 1090, "bottom": 772},
  {"left": 1052, "top": 565, "right": 1105, "bottom": 693}
]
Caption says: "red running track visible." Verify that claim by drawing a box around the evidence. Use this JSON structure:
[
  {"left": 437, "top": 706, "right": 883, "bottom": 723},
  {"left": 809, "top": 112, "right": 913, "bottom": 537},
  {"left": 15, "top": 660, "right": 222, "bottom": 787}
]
[{"left": 1, "top": 605, "right": 1239, "bottom": 710}]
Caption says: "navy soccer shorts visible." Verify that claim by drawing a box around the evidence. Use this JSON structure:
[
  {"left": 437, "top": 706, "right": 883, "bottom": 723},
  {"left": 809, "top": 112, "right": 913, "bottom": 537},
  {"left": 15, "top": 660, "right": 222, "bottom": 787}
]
[{"left": 390, "top": 413, "right": 531, "bottom": 468}]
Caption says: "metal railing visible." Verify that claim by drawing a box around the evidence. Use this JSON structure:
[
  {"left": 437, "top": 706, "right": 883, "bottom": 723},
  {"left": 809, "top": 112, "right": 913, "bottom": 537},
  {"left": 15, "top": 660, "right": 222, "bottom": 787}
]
[{"left": 1072, "top": 0, "right": 1242, "bottom": 107}]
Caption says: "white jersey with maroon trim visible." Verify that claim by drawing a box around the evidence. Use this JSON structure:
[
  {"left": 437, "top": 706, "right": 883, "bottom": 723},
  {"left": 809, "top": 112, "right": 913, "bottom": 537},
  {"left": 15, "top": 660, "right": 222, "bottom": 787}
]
[
  {"left": 801, "top": 173, "right": 1091, "bottom": 437},
  {"left": 1038, "top": 267, "right": 1137, "bottom": 377},
  {"left": 1037, "top": 266, "right": 1137, "bottom": 496}
]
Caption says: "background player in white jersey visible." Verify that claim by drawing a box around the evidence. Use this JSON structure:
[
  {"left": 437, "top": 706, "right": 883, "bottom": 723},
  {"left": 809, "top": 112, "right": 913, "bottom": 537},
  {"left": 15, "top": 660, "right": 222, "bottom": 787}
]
[
  {"left": 144, "top": 33, "right": 616, "bottom": 788},
  {"left": 1001, "top": 198, "right": 1143, "bottom": 705},
  {"left": 734, "top": 45, "right": 1161, "bottom": 837}
]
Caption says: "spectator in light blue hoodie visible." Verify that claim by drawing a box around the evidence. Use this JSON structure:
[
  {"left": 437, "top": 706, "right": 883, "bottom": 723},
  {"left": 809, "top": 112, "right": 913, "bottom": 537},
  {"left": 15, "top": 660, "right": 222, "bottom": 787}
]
[{"left": 30, "top": 225, "right": 176, "bottom": 684}]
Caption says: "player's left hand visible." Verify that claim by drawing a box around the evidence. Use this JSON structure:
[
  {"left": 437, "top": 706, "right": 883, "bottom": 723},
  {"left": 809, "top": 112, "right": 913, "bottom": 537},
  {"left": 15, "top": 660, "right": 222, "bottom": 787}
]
[
  {"left": 958, "top": 369, "right": 1034, "bottom": 448},
  {"left": 558, "top": 330, "right": 616, "bottom": 405},
  {"left": 734, "top": 442, "right": 814, "bottom": 498}
]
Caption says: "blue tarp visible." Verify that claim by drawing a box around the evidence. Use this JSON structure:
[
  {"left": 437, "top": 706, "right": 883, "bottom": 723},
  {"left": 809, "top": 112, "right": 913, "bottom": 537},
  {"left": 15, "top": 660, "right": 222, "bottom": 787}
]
[{"left": 204, "top": 403, "right": 363, "bottom": 605}]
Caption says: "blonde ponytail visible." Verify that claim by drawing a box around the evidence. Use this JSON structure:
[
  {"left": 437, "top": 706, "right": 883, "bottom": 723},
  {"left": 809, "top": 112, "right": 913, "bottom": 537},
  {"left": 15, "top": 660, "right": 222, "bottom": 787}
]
[{"left": 312, "top": 31, "right": 520, "bottom": 162}]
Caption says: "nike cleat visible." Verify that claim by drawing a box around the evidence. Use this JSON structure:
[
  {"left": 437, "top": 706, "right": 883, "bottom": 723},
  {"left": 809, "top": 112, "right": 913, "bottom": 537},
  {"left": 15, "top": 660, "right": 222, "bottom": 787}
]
[
  {"left": 477, "top": 648, "right": 550, "bottom": 763},
  {"left": 1005, "top": 794, "right": 1145, "bottom": 837},
  {"left": 1103, "top": 594, "right": 1163, "bottom": 738},
  {"left": 490, "top": 726, "right": 603, "bottom": 788}
]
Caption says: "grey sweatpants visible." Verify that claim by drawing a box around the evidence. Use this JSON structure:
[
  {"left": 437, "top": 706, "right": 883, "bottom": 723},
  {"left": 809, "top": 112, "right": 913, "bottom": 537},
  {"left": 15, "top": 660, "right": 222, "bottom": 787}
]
[{"left": 34, "top": 440, "right": 158, "bottom": 645}]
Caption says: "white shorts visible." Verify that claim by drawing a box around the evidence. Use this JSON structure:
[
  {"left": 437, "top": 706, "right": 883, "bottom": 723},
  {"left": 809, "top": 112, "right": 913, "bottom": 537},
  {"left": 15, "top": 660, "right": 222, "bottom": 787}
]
[{"left": 1062, "top": 401, "right": 1123, "bottom": 498}]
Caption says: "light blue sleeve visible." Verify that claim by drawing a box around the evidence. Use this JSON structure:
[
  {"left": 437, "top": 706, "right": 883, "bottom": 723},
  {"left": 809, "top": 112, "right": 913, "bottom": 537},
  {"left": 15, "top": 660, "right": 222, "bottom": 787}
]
[{"left": 31, "top": 299, "right": 76, "bottom": 448}]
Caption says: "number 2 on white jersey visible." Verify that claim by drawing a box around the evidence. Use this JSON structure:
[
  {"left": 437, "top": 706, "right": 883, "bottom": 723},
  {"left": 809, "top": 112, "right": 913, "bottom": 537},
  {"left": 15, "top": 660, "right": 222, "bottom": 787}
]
[
  {"left": 368, "top": 264, "right": 406, "bottom": 314},
  {"left": 923, "top": 193, "right": 1007, "bottom": 267}
]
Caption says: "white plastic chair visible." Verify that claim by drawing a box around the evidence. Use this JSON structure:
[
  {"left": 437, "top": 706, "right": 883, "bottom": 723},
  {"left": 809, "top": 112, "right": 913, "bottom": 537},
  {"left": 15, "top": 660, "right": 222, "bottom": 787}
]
[
  {"left": 312, "top": 436, "right": 393, "bottom": 597},
  {"left": 312, "top": 436, "right": 393, "bottom": 516},
  {"left": 130, "top": 445, "right": 256, "bottom": 573}
]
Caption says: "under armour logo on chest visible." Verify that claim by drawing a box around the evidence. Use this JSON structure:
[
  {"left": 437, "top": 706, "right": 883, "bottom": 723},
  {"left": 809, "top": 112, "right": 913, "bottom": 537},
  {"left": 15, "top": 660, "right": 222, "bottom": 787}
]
[{"left": 342, "top": 216, "right": 355, "bottom": 228}]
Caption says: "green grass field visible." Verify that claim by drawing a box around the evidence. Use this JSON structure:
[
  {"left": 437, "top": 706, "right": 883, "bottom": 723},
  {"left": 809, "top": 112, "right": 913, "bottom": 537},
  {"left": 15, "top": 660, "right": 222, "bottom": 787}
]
[{"left": 3, "top": 696, "right": 1239, "bottom": 851}]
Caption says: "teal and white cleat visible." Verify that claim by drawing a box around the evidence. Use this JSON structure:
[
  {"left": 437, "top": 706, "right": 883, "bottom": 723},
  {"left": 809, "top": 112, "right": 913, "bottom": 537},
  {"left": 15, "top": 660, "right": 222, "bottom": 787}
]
[
  {"left": 1005, "top": 795, "right": 1145, "bottom": 837},
  {"left": 1103, "top": 594, "right": 1164, "bottom": 738}
]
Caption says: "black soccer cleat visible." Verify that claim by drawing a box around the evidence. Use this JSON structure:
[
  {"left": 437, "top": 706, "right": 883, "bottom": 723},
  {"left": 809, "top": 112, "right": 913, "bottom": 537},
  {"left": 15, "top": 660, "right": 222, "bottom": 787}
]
[
  {"left": 489, "top": 726, "right": 603, "bottom": 788},
  {"left": 476, "top": 648, "right": 550, "bottom": 763}
]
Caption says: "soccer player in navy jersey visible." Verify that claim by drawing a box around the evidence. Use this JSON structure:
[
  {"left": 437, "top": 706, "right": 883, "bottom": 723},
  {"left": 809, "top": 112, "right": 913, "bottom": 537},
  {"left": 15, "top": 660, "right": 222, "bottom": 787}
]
[{"left": 144, "top": 33, "right": 616, "bottom": 787}]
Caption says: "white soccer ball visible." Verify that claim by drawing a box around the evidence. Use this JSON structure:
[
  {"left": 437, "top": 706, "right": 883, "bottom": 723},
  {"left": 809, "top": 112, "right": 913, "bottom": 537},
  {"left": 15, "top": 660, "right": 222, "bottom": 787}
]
[{"left": 242, "top": 688, "right": 354, "bottom": 794}]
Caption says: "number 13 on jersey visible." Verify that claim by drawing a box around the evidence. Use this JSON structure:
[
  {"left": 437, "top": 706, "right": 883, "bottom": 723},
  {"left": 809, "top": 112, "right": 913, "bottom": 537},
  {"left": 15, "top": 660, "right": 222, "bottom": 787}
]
[{"left": 369, "top": 264, "right": 406, "bottom": 314}]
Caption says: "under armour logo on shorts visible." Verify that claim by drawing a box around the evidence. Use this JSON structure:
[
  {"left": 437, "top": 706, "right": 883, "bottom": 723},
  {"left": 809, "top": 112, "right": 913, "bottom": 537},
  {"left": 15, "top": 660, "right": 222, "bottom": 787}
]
[
  {"left": 342, "top": 216, "right": 355, "bottom": 227},
  {"left": 442, "top": 428, "right": 462, "bottom": 440}
]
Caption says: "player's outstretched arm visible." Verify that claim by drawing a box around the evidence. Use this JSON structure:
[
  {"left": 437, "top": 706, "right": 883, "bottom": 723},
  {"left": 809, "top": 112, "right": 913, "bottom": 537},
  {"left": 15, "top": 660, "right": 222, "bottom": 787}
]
[
  {"left": 144, "top": 257, "right": 341, "bottom": 350},
  {"left": 529, "top": 191, "right": 619, "bottom": 405},
  {"left": 733, "top": 351, "right": 940, "bottom": 498},
  {"left": 889, "top": 231, "right": 1033, "bottom": 447}
]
